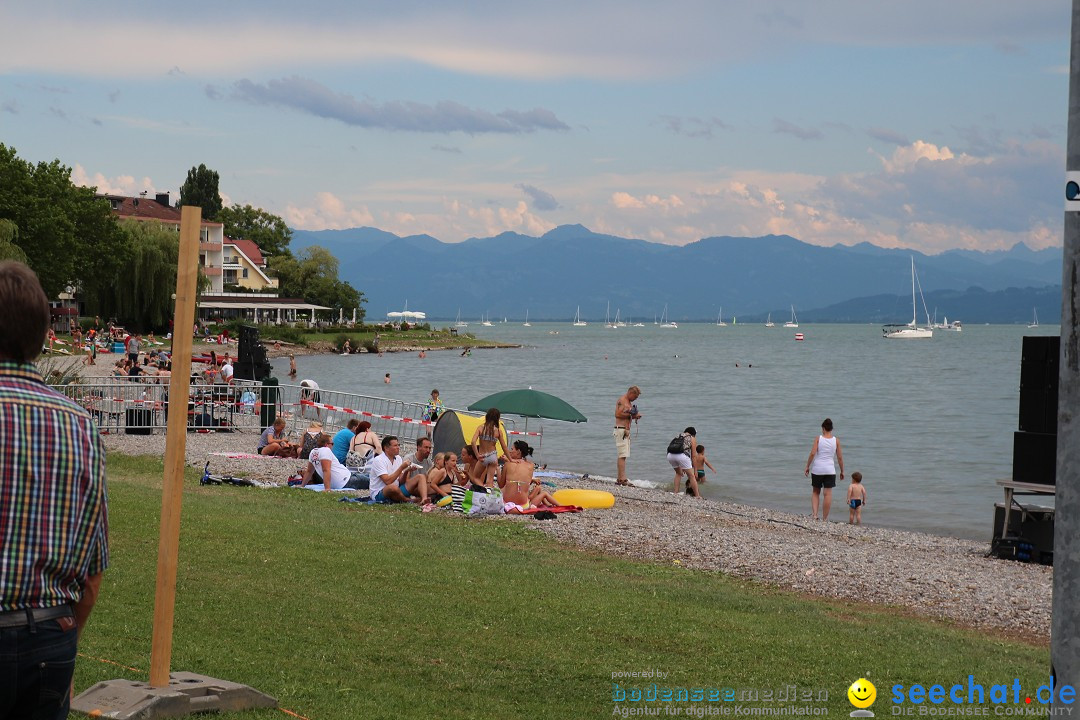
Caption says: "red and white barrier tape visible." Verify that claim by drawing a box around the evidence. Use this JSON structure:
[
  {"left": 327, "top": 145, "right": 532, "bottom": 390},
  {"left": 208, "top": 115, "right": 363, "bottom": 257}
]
[{"left": 297, "top": 400, "right": 542, "bottom": 436}]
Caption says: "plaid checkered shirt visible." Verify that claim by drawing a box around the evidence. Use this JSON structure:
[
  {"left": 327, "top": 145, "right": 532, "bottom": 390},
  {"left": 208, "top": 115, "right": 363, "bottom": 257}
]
[{"left": 0, "top": 360, "right": 109, "bottom": 611}]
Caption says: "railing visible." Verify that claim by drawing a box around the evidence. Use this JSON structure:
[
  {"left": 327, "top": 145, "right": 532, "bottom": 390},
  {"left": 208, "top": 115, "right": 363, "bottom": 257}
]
[{"left": 47, "top": 381, "right": 540, "bottom": 452}]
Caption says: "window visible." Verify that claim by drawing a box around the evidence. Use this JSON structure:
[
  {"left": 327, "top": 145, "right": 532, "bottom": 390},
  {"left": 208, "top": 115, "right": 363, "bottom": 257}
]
[{"left": 242, "top": 268, "right": 248, "bottom": 279}]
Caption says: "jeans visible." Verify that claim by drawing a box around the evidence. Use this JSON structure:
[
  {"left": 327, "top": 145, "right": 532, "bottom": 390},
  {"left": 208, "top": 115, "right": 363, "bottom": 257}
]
[{"left": 0, "top": 615, "right": 78, "bottom": 720}]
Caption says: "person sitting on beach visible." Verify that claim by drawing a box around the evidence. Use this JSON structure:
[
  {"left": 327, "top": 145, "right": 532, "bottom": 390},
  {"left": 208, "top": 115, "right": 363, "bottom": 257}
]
[
  {"left": 332, "top": 418, "right": 360, "bottom": 464},
  {"left": 369, "top": 436, "right": 423, "bottom": 504},
  {"left": 258, "top": 418, "right": 296, "bottom": 457},
  {"left": 219, "top": 355, "right": 234, "bottom": 385},
  {"left": 499, "top": 441, "right": 558, "bottom": 513},
  {"left": 348, "top": 421, "right": 380, "bottom": 466},
  {"left": 300, "top": 433, "right": 351, "bottom": 491},
  {"left": 455, "top": 447, "right": 479, "bottom": 486},
  {"left": 157, "top": 360, "right": 171, "bottom": 384},
  {"left": 692, "top": 444, "right": 716, "bottom": 490},
  {"left": 847, "top": 471, "right": 867, "bottom": 525},
  {"left": 298, "top": 420, "right": 323, "bottom": 462},
  {"left": 471, "top": 408, "right": 512, "bottom": 489},
  {"left": 400, "top": 436, "right": 434, "bottom": 505},
  {"left": 427, "top": 453, "right": 454, "bottom": 499},
  {"left": 666, "top": 427, "right": 700, "bottom": 497}
]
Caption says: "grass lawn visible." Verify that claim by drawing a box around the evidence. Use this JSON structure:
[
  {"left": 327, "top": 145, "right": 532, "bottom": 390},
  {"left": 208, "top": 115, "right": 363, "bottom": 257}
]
[{"left": 75, "top": 454, "right": 1050, "bottom": 719}]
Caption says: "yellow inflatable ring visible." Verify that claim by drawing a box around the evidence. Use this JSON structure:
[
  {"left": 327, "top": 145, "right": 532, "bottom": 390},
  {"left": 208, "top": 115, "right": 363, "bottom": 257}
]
[{"left": 552, "top": 488, "right": 615, "bottom": 509}]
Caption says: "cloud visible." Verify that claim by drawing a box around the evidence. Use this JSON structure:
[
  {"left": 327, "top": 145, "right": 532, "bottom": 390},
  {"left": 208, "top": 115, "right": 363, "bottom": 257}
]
[
  {"left": 773, "top": 118, "right": 823, "bottom": 140},
  {"left": 1, "top": 100, "right": 17, "bottom": 114},
  {"left": 283, "top": 191, "right": 375, "bottom": 230},
  {"left": 657, "top": 115, "right": 731, "bottom": 139},
  {"left": 867, "top": 127, "right": 910, "bottom": 146},
  {"left": 107, "top": 90, "right": 120, "bottom": 103},
  {"left": 48, "top": 106, "right": 68, "bottom": 120},
  {"left": 226, "top": 76, "right": 570, "bottom": 134},
  {"left": 203, "top": 85, "right": 223, "bottom": 101},
  {"left": 611, "top": 192, "right": 684, "bottom": 211},
  {"left": 167, "top": 65, "right": 184, "bottom": 76},
  {"left": 431, "top": 144, "right": 462, "bottom": 154},
  {"left": 70, "top": 164, "right": 157, "bottom": 196},
  {"left": 516, "top": 183, "right": 560, "bottom": 211},
  {"left": 994, "top": 40, "right": 1026, "bottom": 56}
]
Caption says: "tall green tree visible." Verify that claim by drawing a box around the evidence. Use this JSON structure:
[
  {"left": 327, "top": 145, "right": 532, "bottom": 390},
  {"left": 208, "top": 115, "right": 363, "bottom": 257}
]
[
  {"left": 90, "top": 220, "right": 186, "bottom": 330},
  {"left": 218, "top": 204, "right": 293, "bottom": 259},
  {"left": 0, "top": 144, "right": 125, "bottom": 298},
  {"left": 269, "top": 246, "right": 364, "bottom": 318},
  {"left": 0, "top": 220, "right": 28, "bottom": 263},
  {"left": 177, "top": 163, "right": 222, "bottom": 221}
]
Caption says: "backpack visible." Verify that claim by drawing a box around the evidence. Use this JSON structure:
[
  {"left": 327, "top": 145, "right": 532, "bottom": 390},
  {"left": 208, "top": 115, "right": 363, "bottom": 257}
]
[{"left": 667, "top": 435, "right": 685, "bottom": 454}]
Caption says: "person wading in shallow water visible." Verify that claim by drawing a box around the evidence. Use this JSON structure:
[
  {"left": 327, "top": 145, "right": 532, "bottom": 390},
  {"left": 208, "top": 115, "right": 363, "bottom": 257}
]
[{"left": 804, "top": 417, "right": 844, "bottom": 521}]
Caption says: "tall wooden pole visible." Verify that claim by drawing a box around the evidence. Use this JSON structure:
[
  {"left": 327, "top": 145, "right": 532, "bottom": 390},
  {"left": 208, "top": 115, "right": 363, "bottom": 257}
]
[{"left": 149, "top": 206, "right": 202, "bottom": 688}]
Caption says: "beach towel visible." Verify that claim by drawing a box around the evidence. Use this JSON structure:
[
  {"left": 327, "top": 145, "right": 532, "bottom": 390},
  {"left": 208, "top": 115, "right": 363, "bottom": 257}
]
[{"left": 518, "top": 505, "right": 581, "bottom": 515}]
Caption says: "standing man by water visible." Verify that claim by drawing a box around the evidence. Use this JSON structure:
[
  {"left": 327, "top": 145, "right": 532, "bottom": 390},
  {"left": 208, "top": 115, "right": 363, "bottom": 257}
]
[
  {"left": 0, "top": 261, "right": 109, "bottom": 719},
  {"left": 613, "top": 386, "right": 642, "bottom": 486}
]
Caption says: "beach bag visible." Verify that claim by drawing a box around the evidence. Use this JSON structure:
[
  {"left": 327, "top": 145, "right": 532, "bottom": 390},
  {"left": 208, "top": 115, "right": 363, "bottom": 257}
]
[
  {"left": 463, "top": 487, "right": 504, "bottom": 515},
  {"left": 666, "top": 435, "right": 685, "bottom": 454},
  {"left": 451, "top": 484, "right": 467, "bottom": 513}
]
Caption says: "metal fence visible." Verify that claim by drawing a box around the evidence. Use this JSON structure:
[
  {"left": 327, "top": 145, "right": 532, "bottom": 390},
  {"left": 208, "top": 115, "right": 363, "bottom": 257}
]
[{"left": 48, "top": 380, "right": 542, "bottom": 456}]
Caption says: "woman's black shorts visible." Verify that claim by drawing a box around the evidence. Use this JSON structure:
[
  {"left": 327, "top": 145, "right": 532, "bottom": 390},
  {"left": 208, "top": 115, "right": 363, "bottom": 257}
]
[{"left": 811, "top": 473, "right": 836, "bottom": 489}]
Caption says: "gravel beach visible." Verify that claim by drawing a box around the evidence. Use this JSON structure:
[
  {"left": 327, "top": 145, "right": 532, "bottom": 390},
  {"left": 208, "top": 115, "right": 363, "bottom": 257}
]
[{"left": 98, "top": 420, "right": 1052, "bottom": 641}]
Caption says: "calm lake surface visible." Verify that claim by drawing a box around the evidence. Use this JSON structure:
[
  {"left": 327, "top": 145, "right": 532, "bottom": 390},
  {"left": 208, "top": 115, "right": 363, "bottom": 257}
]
[{"left": 272, "top": 321, "right": 1060, "bottom": 541}]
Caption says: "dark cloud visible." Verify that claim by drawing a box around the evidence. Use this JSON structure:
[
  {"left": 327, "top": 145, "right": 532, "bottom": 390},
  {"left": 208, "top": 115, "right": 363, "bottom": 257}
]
[
  {"left": 2, "top": 100, "right": 17, "bottom": 115},
  {"left": 203, "top": 84, "right": 223, "bottom": 101},
  {"left": 953, "top": 124, "right": 1006, "bottom": 155},
  {"left": 39, "top": 85, "right": 69, "bottom": 94},
  {"left": 867, "top": 127, "right": 910, "bottom": 146},
  {"left": 167, "top": 66, "right": 184, "bottom": 76},
  {"left": 108, "top": 90, "right": 120, "bottom": 103},
  {"left": 773, "top": 118, "right": 822, "bottom": 140},
  {"left": 516, "top": 183, "right": 559, "bottom": 211},
  {"left": 48, "top": 107, "right": 68, "bottom": 120},
  {"left": 227, "top": 76, "right": 570, "bottom": 134},
  {"left": 657, "top": 115, "right": 730, "bottom": 139},
  {"left": 431, "top": 144, "right": 462, "bottom": 154},
  {"left": 92, "top": 117, "right": 102, "bottom": 126}
]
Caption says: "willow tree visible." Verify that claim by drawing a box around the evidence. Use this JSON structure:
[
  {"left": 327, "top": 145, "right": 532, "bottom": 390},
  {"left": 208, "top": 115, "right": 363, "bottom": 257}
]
[
  {"left": 0, "top": 219, "right": 28, "bottom": 263},
  {"left": 94, "top": 220, "right": 206, "bottom": 331}
]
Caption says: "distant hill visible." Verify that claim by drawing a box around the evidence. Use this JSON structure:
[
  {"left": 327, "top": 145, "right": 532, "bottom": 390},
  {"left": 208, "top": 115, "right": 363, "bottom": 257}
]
[{"left": 290, "top": 225, "right": 1063, "bottom": 323}]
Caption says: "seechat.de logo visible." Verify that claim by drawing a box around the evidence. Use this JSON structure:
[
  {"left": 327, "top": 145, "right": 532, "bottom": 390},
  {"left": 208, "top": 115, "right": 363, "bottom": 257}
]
[{"left": 849, "top": 678, "right": 877, "bottom": 717}]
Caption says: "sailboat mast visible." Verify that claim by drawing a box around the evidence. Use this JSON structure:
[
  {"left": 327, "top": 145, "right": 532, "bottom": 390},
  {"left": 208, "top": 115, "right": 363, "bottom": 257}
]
[{"left": 910, "top": 256, "right": 917, "bottom": 325}]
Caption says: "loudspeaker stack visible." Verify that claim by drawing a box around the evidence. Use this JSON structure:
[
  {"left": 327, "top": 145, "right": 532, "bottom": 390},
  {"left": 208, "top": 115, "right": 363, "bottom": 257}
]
[{"left": 1013, "top": 336, "right": 1059, "bottom": 486}]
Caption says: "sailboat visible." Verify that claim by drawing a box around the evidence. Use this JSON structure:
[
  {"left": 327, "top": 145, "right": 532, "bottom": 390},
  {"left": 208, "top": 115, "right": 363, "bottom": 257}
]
[
  {"left": 604, "top": 301, "right": 615, "bottom": 329},
  {"left": 783, "top": 305, "right": 799, "bottom": 328},
  {"left": 659, "top": 304, "right": 678, "bottom": 329},
  {"left": 883, "top": 257, "right": 933, "bottom": 339},
  {"left": 573, "top": 306, "right": 587, "bottom": 326},
  {"left": 716, "top": 307, "right": 727, "bottom": 327},
  {"left": 1028, "top": 308, "right": 1039, "bottom": 329},
  {"left": 481, "top": 312, "right": 493, "bottom": 327},
  {"left": 765, "top": 313, "right": 775, "bottom": 328},
  {"left": 631, "top": 315, "right": 644, "bottom": 327},
  {"left": 455, "top": 309, "right": 468, "bottom": 328},
  {"left": 523, "top": 310, "right": 531, "bottom": 327}
]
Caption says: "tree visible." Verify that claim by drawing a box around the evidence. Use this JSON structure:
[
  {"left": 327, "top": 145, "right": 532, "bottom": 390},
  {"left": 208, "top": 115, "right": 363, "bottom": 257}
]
[
  {"left": 0, "top": 220, "right": 28, "bottom": 263},
  {"left": 0, "top": 144, "right": 125, "bottom": 298},
  {"left": 177, "top": 164, "right": 222, "bottom": 221},
  {"left": 269, "top": 246, "right": 364, "bottom": 318},
  {"left": 88, "top": 221, "right": 184, "bottom": 331},
  {"left": 218, "top": 204, "right": 293, "bottom": 259}
]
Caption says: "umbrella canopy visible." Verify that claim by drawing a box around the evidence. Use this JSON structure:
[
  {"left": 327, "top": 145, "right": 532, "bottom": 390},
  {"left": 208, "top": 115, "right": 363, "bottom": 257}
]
[
  {"left": 468, "top": 389, "right": 587, "bottom": 423},
  {"left": 402, "top": 310, "right": 426, "bottom": 319},
  {"left": 386, "top": 311, "right": 404, "bottom": 318}
]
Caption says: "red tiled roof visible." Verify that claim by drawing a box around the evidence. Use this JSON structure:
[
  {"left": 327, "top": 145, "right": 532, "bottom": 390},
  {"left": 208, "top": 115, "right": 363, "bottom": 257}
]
[
  {"left": 103, "top": 194, "right": 223, "bottom": 226},
  {"left": 226, "top": 237, "right": 265, "bottom": 266}
]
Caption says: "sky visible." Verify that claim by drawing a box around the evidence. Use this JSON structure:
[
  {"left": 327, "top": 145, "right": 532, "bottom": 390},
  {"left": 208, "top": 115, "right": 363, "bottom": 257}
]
[{"left": 0, "top": 1, "right": 1072, "bottom": 253}]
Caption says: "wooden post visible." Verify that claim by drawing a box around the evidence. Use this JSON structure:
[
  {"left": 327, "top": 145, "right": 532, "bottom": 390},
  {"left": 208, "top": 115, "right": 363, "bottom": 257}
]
[{"left": 149, "top": 206, "right": 202, "bottom": 688}]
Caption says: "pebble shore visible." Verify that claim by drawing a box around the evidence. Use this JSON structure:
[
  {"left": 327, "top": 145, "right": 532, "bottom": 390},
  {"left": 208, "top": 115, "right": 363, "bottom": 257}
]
[{"left": 99, "top": 422, "right": 1052, "bottom": 641}]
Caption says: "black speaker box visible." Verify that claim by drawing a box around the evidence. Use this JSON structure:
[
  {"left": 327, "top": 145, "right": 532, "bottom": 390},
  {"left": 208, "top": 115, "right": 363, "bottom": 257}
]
[
  {"left": 125, "top": 408, "right": 152, "bottom": 435},
  {"left": 1018, "top": 336, "right": 1059, "bottom": 434},
  {"left": 992, "top": 502, "right": 1054, "bottom": 564},
  {"left": 1012, "top": 431, "right": 1056, "bottom": 485}
]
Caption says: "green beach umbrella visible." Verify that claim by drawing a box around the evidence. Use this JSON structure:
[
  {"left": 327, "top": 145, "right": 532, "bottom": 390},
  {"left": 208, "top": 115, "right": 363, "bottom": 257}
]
[{"left": 467, "top": 388, "right": 588, "bottom": 423}]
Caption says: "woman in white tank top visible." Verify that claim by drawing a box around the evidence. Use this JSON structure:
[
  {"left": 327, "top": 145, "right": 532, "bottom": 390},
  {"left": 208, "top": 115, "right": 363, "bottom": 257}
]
[{"left": 803, "top": 418, "right": 844, "bottom": 521}]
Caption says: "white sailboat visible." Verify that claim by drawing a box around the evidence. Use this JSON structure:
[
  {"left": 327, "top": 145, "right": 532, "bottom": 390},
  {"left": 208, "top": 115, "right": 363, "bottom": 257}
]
[
  {"left": 523, "top": 310, "right": 531, "bottom": 327},
  {"left": 883, "top": 256, "right": 933, "bottom": 339},
  {"left": 455, "top": 309, "right": 468, "bottom": 328},
  {"left": 604, "top": 301, "right": 615, "bottom": 329},
  {"left": 615, "top": 309, "right": 626, "bottom": 327},
  {"left": 573, "top": 306, "right": 587, "bottom": 326},
  {"left": 1028, "top": 308, "right": 1039, "bottom": 329},
  {"left": 481, "top": 312, "right": 493, "bottom": 327},
  {"left": 716, "top": 307, "right": 727, "bottom": 327},
  {"left": 659, "top": 304, "right": 678, "bottom": 329},
  {"left": 765, "top": 313, "right": 775, "bottom": 328},
  {"left": 783, "top": 305, "right": 799, "bottom": 328},
  {"left": 632, "top": 315, "right": 644, "bottom": 327}
]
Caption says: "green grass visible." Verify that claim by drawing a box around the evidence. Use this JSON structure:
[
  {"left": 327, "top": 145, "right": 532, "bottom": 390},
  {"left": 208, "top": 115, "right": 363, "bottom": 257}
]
[{"left": 76, "top": 454, "right": 1050, "bottom": 719}]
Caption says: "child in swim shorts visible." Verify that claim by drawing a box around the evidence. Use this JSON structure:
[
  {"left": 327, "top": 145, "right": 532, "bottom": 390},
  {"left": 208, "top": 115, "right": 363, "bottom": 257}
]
[
  {"left": 689, "top": 444, "right": 716, "bottom": 493},
  {"left": 847, "top": 471, "right": 867, "bottom": 525}
]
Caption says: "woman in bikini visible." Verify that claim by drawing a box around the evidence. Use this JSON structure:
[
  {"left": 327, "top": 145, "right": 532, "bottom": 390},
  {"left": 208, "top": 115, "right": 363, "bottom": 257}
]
[
  {"left": 470, "top": 408, "right": 510, "bottom": 488},
  {"left": 349, "top": 420, "right": 380, "bottom": 463},
  {"left": 425, "top": 453, "right": 454, "bottom": 499},
  {"left": 499, "top": 441, "right": 558, "bottom": 513}
]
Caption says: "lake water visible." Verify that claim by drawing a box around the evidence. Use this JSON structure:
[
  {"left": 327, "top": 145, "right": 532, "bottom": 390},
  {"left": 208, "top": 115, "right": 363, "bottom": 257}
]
[{"left": 271, "top": 321, "right": 1060, "bottom": 541}]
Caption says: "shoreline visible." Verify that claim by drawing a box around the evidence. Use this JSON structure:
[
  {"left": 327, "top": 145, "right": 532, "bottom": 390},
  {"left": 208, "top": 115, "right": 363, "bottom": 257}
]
[{"left": 97, "top": 428, "right": 1052, "bottom": 641}]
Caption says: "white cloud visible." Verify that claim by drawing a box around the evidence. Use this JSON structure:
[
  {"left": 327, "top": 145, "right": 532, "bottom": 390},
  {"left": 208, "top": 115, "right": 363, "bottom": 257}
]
[
  {"left": 610, "top": 191, "right": 684, "bottom": 211},
  {"left": 283, "top": 192, "right": 375, "bottom": 230},
  {"left": 70, "top": 164, "right": 156, "bottom": 196}
]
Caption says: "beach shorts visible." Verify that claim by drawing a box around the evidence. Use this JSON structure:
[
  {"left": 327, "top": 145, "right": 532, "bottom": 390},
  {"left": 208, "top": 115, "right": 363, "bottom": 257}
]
[
  {"left": 504, "top": 501, "right": 531, "bottom": 513},
  {"left": 480, "top": 451, "right": 498, "bottom": 466},
  {"left": 372, "top": 484, "right": 411, "bottom": 503},
  {"left": 811, "top": 474, "right": 836, "bottom": 489},
  {"left": 849, "top": 498, "right": 863, "bottom": 509},
  {"left": 613, "top": 427, "right": 631, "bottom": 458},
  {"left": 667, "top": 452, "right": 692, "bottom": 471}
]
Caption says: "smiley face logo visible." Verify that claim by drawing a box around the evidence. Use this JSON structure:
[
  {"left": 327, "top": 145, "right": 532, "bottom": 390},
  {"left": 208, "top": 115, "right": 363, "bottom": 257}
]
[{"left": 848, "top": 678, "right": 877, "bottom": 709}]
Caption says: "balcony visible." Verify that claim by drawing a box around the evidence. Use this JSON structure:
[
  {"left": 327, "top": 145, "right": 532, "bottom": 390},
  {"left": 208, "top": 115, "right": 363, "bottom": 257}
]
[
  {"left": 200, "top": 241, "right": 223, "bottom": 252},
  {"left": 202, "top": 267, "right": 223, "bottom": 277}
]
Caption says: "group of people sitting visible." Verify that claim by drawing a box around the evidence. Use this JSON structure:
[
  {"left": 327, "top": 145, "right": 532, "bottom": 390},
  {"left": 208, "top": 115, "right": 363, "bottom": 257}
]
[{"left": 257, "top": 408, "right": 559, "bottom": 513}]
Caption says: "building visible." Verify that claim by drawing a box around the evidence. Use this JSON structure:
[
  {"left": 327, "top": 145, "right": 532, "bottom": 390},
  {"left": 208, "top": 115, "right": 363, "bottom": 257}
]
[{"left": 105, "top": 192, "right": 328, "bottom": 323}]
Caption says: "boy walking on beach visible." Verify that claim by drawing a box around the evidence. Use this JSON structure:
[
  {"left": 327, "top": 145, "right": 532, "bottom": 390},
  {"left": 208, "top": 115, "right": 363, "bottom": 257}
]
[
  {"left": 847, "top": 472, "right": 867, "bottom": 525},
  {"left": 692, "top": 445, "right": 716, "bottom": 488}
]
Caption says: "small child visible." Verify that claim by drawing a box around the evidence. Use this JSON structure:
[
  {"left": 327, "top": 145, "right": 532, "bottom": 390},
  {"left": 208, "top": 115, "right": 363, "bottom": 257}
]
[
  {"left": 688, "top": 444, "right": 717, "bottom": 493},
  {"left": 847, "top": 471, "right": 867, "bottom": 525}
]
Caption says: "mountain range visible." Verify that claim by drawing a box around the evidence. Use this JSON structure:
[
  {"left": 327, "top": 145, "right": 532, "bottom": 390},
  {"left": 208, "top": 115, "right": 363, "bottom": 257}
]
[{"left": 290, "top": 224, "right": 1064, "bottom": 324}]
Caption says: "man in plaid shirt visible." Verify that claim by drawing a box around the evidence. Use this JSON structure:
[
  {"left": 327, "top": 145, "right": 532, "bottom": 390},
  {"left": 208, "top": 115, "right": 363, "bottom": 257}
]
[{"left": 0, "top": 261, "right": 109, "bottom": 719}]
